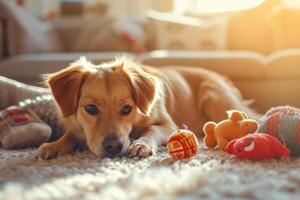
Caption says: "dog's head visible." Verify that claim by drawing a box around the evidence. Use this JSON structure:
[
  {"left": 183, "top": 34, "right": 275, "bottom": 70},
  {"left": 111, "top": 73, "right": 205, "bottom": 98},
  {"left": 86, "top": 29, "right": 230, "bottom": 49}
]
[{"left": 46, "top": 57, "right": 161, "bottom": 158}]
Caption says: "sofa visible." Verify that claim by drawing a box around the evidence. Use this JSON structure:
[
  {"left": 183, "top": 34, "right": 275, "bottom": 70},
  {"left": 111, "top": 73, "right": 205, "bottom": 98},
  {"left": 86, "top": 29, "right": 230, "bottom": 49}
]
[
  {"left": 1, "top": 49, "right": 300, "bottom": 114},
  {"left": 1, "top": 0, "right": 300, "bottom": 114}
]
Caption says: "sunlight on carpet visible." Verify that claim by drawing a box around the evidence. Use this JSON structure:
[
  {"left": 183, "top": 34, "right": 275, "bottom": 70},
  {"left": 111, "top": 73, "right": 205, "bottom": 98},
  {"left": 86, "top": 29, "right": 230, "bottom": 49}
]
[{"left": 1, "top": 145, "right": 300, "bottom": 200}]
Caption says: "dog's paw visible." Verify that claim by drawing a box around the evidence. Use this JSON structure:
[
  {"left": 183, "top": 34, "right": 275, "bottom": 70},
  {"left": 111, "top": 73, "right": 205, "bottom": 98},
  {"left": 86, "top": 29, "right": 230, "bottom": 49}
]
[
  {"left": 129, "top": 142, "right": 156, "bottom": 158},
  {"left": 36, "top": 142, "right": 73, "bottom": 160}
]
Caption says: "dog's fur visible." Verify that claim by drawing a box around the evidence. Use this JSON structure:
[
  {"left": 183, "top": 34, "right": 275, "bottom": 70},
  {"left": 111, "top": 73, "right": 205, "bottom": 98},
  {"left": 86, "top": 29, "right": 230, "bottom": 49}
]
[{"left": 37, "top": 57, "right": 260, "bottom": 159}]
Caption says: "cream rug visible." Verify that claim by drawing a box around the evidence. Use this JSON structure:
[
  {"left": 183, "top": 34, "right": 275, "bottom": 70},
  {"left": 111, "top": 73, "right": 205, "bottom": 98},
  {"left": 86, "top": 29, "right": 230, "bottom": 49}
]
[{"left": 1, "top": 144, "right": 300, "bottom": 200}]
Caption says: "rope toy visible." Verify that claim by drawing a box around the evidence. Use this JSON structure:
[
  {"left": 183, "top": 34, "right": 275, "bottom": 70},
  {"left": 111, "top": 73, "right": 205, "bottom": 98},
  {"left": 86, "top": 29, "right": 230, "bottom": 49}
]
[{"left": 167, "top": 129, "right": 199, "bottom": 160}]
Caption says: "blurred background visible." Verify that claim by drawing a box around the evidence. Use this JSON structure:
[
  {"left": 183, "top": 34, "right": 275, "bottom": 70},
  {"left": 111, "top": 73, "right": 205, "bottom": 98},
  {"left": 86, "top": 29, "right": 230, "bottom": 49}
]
[
  {"left": 1, "top": 0, "right": 300, "bottom": 112},
  {"left": 3, "top": 0, "right": 300, "bottom": 56}
]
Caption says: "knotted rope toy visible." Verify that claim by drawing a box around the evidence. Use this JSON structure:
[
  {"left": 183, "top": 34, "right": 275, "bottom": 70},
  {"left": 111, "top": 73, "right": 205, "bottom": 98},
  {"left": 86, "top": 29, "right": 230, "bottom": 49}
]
[{"left": 167, "top": 129, "right": 199, "bottom": 160}]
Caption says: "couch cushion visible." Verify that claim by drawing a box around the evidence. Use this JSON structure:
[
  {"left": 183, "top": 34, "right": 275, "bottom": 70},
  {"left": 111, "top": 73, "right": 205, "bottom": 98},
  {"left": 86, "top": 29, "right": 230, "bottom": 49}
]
[
  {"left": 265, "top": 49, "right": 300, "bottom": 78},
  {"left": 141, "top": 50, "right": 265, "bottom": 79},
  {"left": 280, "top": 7, "right": 300, "bottom": 49},
  {"left": 0, "top": 0, "right": 64, "bottom": 56},
  {"left": 227, "top": 0, "right": 280, "bottom": 55},
  {"left": 71, "top": 16, "right": 145, "bottom": 53},
  {"left": 147, "top": 11, "right": 227, "bottom": 51},
  {"left": 235, "top": 79, "right": 300, "bottom": 112}
]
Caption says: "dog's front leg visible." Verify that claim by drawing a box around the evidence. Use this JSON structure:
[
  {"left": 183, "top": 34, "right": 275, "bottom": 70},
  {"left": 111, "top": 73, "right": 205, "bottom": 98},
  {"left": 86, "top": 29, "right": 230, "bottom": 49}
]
[
  {"left": 37, "top": 131, "right": 77, "bottom": 159},
  {"left": 129, "top": 124, "right": 176, "bottom": 158}
]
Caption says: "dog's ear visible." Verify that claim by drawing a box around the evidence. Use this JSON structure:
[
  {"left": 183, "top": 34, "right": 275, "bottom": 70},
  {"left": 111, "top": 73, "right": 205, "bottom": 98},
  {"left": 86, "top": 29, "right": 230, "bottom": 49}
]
[
  {"left": 123, "top": 65, "right": 161, "bottom": 116},
  {"left": 45, "top": 64, "right": 88, "bottom": 117}
]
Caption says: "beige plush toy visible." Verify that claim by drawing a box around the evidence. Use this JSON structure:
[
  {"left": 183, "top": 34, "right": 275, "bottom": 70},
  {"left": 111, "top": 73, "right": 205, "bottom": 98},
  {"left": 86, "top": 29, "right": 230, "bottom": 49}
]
[{"left": 203, "top": 110, "right": 258, "bottom": 150}]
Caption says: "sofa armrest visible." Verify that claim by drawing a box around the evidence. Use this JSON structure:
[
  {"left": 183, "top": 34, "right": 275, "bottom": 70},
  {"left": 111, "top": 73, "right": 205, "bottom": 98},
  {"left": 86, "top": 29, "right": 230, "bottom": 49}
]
[
  {"left": 0, "top": 52, "right": 136, "bottom": 84},
  {"left": 141, "top": 50, "right": 265, "bottom": 79},
  {"left": 0, "top": 50, "right": 265, "bottom": 84},
  {"left": 0, "top": 17, "right": 8, "bottom": 60},
  {"left": 0, "top": 17, "right": 3, "bottom": 59}
]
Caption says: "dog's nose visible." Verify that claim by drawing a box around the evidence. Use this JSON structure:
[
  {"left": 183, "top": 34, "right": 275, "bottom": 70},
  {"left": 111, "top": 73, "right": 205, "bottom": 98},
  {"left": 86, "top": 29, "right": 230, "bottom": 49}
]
[{"left": 102, "top": 135, "right": 123, "bottom": 157}]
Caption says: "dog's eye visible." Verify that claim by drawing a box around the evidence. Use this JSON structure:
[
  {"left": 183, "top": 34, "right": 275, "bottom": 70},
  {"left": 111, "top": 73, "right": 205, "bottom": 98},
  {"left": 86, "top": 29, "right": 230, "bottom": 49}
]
[
  {"left": 120, "top": 105, "right": 132, "bottom": 116},
  {"left": 84, "top": 104, "right": 99, "bottom": 115}
]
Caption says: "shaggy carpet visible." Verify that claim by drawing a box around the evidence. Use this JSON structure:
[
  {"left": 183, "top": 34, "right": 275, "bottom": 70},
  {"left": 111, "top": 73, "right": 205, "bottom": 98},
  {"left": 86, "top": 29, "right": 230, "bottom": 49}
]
[{"left": 1, "top": 144, "right": 300, "bottom": 200}]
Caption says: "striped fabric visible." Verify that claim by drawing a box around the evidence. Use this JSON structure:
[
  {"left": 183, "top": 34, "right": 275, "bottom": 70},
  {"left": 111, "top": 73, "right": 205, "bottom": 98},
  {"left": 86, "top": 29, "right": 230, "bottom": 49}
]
[
  {"left": 18, "top": 95, "right": 64, "bottom": 141},
  {"left": 258, "top": 106, "right": 300, "bottom": 156}
]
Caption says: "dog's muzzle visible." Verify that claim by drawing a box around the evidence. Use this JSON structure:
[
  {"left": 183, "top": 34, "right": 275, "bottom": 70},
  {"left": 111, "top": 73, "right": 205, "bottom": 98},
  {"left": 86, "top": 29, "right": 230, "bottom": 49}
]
[{"left": 102, "top": 134, "right": 123, "bottom": 157}]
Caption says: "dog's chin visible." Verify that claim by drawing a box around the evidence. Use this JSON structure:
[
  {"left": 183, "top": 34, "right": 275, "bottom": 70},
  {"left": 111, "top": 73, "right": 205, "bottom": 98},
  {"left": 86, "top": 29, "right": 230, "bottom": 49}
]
[
  {"left": 87, "top": 146, "right": 102, "bottom": 158},
  {"left": 87, "top": 137, "right": 131, "bottom": 158},
  {"left": 102, "top": 152, "right": 122, "bottom": 159},
  {"left": 102, "top": 145, "right": 130, "bottom": 158},
  {"left": 88, "top": 145, "right": 129, "bottom": 158}
]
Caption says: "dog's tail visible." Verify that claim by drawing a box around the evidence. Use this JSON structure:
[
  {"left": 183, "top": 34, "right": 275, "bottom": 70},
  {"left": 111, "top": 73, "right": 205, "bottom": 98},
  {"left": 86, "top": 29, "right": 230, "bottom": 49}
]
[{"left": 203, "top": 122, "right": 217, "bottom": 148}]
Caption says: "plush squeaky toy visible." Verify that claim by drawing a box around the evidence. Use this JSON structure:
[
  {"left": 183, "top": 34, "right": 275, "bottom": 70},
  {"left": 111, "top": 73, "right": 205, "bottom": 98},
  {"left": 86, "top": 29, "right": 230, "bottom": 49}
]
[
  {"left": 203, "top": 110, "right": 258, "bottom": 150},
  {"left": 167, "top": 129, "right": 199, "bottom": 160},
  {"left": 258, "top": 106, "right": 300, "bottom": 156},
  {"left": 0, "top": 106, "right": 51, "bottom": 149},
  {"left": 225, "top": 133, "right": 290, "bottom": 160},
  {"left": 18, "top": 95, "right": 64, "bottom": 141}
]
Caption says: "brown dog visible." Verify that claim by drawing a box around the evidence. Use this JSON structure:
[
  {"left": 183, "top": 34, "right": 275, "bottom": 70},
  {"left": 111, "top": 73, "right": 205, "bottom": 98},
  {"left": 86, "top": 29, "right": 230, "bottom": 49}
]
[{"left": 37, "top": 57, "right": 259, "bottom": 159}]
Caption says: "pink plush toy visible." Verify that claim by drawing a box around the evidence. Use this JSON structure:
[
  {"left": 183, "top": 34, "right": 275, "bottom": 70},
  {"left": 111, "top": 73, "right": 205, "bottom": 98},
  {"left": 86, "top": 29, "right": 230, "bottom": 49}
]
[{"left": 225, "top": 133, "right": 289, "bottom": 160}]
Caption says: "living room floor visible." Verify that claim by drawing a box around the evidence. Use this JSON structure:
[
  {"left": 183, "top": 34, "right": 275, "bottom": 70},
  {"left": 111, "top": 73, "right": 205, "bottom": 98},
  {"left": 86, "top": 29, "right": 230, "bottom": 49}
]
[{"left": 1, "top": 143, "right": 300, "bottom": 200}]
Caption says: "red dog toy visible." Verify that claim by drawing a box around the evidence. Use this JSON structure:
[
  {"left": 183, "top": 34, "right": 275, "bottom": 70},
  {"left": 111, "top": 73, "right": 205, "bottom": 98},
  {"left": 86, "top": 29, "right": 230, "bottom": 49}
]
[{"left": 225, "top": 133, "right": 289, "bottom": 160}]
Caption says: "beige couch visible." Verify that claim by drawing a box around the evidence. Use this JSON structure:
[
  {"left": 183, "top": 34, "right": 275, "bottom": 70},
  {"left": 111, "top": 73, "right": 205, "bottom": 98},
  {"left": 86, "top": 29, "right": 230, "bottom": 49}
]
[
  {"left": 1, "top": 49, "right": 300, "bottom": 114},
  {"left": 142, "top": 49, "right": 300, "bottom": 113}
]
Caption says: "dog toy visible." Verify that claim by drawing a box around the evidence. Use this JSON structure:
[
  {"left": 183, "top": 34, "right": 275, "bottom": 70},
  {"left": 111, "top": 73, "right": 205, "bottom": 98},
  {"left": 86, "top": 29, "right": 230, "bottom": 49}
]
[
  {"left": 203, "top": 110, "right": 258, "bottom": 150},
  {"left": 18, "top": 95, "right": 64, "bottom": 141},
  {"left": 225, "top": 133, "right": 290, "bottom": 160},
  {"left": 258, "top": 106, "right": 300, "bottom": 156},
  {"left": 0, "top": 106, "right": 51, "bottom": 149},
  {"left": 167, "top": 129, "right": 199, "bottom": 160}
]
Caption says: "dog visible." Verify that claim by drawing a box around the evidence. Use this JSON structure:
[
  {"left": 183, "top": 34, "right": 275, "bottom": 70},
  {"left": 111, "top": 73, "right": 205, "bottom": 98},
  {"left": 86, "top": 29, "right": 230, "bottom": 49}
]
[{"left": 37, "top": 57, "right": 260, "bottom": 159}]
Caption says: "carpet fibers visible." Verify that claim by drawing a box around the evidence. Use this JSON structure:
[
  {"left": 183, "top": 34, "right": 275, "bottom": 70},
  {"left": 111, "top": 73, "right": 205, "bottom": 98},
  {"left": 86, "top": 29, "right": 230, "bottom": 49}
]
[{"left": 1, "top": 144, "right": 300, "bottom": 200}]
